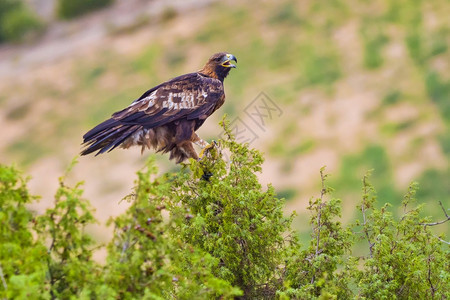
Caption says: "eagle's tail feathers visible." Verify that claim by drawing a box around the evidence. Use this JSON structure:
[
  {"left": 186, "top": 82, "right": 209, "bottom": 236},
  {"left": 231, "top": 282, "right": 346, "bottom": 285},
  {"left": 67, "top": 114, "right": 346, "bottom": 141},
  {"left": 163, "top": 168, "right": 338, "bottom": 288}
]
[
  {"left": 84, "top": 125, "right": 126, "bottom": 151},
  {"left": 82, "top": 118, "right": 118, "bottom": 141},
  {"left": 101, "top": 125, "right": 140, "bottom": 154},
  {"left": 81, "top": 118, "right": 140, "bottom": 156}
]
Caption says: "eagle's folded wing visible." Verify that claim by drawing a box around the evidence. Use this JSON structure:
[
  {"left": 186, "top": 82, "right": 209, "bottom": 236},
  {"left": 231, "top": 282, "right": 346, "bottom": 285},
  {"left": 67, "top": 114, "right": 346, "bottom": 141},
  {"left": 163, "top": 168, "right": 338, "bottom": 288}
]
[{"left": 112, "top": 73, "right": 223, "bottom": 128}]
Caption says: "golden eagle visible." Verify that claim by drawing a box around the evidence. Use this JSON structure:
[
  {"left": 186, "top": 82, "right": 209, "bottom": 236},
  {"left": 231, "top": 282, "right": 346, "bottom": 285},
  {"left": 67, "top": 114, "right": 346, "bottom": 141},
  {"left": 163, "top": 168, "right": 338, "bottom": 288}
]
[{"left": 81, "top": 52, "right": 237, "bottom": 163}]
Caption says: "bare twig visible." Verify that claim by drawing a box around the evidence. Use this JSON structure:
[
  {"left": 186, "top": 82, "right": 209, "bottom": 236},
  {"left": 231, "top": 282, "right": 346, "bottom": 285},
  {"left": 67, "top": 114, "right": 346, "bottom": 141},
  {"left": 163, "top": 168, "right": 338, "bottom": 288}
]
[
  {"left": 419, "top": 201, "right": 449, "bottom": 227},
  {"left": 362, "top": 175, "right": 374, "bottom": 257},
  {"left": 120, "top": 226, "right": 133, "bottom": 263},
  {"left": 0, "top": 262, "right": 7, "bottom": 292},
  {"left": 311, "top": 168, "right": 326, "bottom": 284},
  {"left": 426, "top": 255, "right": 436, "bottom": 298},
  {"left": 420, "top": 218, "right": 450, "bottom": 227},
  {"left": 439, "top": 201, "right": 449, "bottom": 218},
  {"left": 315, "top": 168, "right": 327, "bottom": 256},
  {"left": 431, "top": 234, "right": 450, "bottom": 245}
]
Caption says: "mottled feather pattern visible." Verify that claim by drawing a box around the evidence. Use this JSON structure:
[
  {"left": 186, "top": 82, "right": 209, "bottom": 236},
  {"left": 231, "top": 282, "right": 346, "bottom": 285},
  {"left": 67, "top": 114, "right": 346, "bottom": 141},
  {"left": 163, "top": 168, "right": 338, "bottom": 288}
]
[{"left": 81, "top": 52, "right": 235, "bottom": 162}]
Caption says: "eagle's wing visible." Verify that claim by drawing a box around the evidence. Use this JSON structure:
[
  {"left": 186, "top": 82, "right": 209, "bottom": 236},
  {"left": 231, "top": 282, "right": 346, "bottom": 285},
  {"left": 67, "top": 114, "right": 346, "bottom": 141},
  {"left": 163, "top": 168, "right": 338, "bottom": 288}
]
[
  {"left": 112, "top": 72, "right": 224, "bottom": 128},
  {"left": 81, "top": 73, "right": 224, "bottom": 155}
]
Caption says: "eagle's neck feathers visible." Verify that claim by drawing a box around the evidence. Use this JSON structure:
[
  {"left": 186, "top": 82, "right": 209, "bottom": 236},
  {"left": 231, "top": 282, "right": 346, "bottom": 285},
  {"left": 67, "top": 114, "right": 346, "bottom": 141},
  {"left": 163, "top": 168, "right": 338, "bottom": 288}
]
[{"left": 199, "top": 64, "right": 230, "bottom": 82}]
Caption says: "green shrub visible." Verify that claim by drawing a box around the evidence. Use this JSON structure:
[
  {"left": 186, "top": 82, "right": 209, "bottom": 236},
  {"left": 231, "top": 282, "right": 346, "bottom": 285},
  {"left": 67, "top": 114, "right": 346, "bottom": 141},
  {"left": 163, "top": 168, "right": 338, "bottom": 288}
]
[
  {"left": 0, "top": 119, "right": 448, "bottom": 299},
  {"left": 103, "top": 154, "right": 241, "bottom": 299},
  {"left": 360, "top": 20, "right": 389, "bottom": 69},
  {"left": 56, "top": 0, "right": 114, "bottom": 20},
  {"left": 0, "top": 0, "right": 42, "bottom": 43},
  {"left": 295, "top": 44, "right": 342, "bottom": 89},
  {"left": 268, "top": 1, "right": 302, "bottom": 26},
  {"left": 0, "top": 0, "right": 21, "bottom": 27},
  {"left": 425, "top": 71, "right": 450, "bottom": 123}
]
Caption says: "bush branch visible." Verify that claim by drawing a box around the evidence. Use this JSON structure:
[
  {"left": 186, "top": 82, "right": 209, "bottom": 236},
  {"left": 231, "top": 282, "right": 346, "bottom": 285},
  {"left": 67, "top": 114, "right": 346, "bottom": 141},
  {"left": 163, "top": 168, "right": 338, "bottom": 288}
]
[
  {"left": 362, "top": 175, "right": 374, "bottom": 257},
  {"left": 419, "top": 201, "right": 449, "bottom": 227},
  {"left": 0, "top": 262, "right": 7, "bottom": 293}
]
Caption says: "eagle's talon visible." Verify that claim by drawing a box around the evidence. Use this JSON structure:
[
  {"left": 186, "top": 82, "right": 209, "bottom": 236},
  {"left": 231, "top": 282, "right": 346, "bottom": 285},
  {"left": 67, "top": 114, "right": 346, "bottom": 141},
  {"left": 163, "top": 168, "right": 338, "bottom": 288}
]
[
  {"left": 198, "top": 148, "right": 206, "bottom": 159},
  {"left": 198, "top": 142, "right": 216, "bottom": 159}
]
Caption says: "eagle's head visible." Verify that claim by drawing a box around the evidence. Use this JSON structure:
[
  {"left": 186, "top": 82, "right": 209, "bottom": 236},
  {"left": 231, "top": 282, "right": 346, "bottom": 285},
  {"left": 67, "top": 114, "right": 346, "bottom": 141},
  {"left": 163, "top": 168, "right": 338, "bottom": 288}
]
[{"left": 201, "top": 52, "right": 237, "bottom": 81}]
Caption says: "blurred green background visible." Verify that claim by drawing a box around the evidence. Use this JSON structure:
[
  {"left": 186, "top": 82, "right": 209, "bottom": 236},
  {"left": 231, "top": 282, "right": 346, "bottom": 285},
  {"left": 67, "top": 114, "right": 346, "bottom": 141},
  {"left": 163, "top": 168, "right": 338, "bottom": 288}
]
[{"left": 0, "top": 0, "right": 448, "bottom": 240}]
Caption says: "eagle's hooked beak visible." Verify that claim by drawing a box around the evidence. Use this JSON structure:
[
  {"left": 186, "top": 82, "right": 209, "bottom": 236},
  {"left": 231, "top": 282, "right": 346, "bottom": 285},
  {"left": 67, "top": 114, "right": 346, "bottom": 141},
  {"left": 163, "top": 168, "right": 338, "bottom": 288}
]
[{"left": 221, "top": 54, "right": 237, "bottom": 68}]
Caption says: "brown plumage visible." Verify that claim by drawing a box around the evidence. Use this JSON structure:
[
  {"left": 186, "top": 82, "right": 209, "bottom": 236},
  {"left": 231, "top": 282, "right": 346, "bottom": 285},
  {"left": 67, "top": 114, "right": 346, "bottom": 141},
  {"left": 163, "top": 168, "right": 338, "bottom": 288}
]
[{"left": 81, "top": 52, "right": 237, "bottom": 163}]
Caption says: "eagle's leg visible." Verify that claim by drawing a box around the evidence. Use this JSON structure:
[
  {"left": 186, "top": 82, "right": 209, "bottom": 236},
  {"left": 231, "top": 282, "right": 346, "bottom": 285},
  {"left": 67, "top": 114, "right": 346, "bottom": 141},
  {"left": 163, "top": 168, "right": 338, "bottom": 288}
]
[
  {"left": 191, "top": 133, "right": 208, "bottom": 148},
  {"left": 178, "top": 141, "right": 199, "bottom": 161}
]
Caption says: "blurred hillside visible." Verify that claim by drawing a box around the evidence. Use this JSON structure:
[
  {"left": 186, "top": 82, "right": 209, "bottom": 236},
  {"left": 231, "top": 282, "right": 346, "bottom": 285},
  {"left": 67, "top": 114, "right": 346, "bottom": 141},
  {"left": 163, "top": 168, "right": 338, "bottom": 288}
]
[{"left": 0, "top": 0, "right": 448, "bottom": 239}]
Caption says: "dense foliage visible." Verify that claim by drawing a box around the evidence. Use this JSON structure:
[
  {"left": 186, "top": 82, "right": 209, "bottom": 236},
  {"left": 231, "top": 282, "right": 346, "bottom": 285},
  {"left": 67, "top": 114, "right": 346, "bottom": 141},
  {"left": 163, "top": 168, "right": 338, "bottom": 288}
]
[
  {"left": 0, "top": 0, "right": 42, "bottom": 43},
  {"left": 0, "top": 120, "right": 448, "bottom": 299}
]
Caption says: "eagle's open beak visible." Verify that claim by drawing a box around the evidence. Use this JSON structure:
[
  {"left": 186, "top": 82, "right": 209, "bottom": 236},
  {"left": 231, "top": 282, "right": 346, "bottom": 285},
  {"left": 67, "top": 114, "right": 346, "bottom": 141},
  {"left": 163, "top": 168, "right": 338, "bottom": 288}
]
[{"left": 221, "top": 54, "right": 237, "bottom": 68}]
